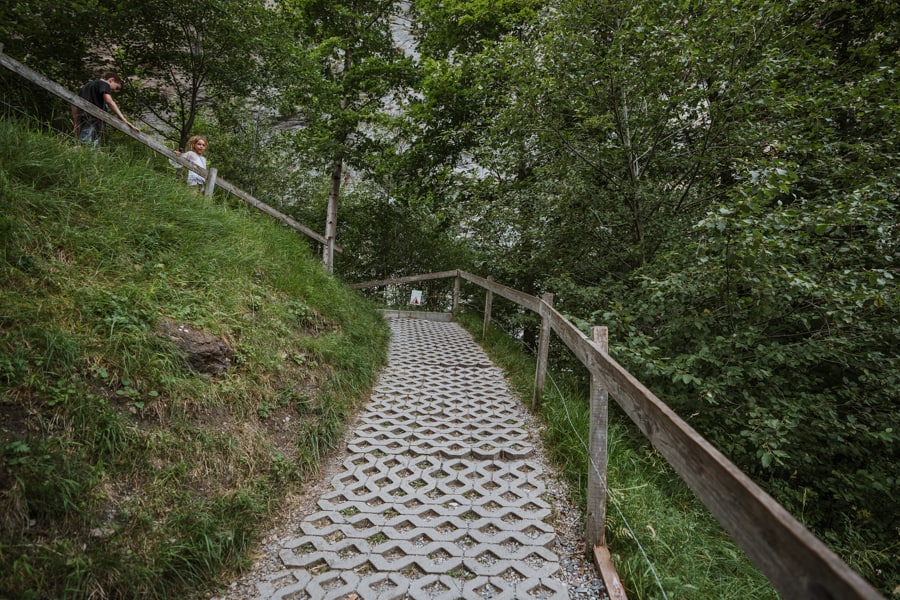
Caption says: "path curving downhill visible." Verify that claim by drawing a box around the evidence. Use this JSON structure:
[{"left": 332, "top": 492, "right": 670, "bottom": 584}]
[{"left": 219, "top": 316, "right": 605, "bottom": 599}]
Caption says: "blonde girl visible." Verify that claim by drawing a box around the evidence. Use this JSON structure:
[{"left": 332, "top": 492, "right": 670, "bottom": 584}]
[{"left": 173, "top": 135, "right": 209, "bottom": 190}]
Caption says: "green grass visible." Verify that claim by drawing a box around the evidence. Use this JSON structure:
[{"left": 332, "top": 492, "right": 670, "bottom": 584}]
[
  {"left": 455, "top": 311, "right": 779, "bottom": 600},
  {"left": 0, "top": 118, "right": 389, "bottom": 599}
]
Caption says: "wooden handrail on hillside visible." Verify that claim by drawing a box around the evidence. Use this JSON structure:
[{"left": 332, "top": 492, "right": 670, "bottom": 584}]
[
  {"left": 353, "top": 270, "right": 885, "bottom": 600},
  {"left": 0, "top": 46, "right": 338, "bottom": 253}
]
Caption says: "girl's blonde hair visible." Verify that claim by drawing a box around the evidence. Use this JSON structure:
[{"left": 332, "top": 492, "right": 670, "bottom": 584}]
[{"left": 186, "top": 135, "right": 208, "bottom": 151}]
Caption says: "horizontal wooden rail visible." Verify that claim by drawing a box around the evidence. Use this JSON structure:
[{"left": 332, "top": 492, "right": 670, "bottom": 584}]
[
  {"left": 458, "top": 271, "right": 542, "bottom": 313},
  {"left": 354, "top": 269, "right": 885, "bottom": 600},
  {"left": 0, "top": 46, "right": 337, "bottom": 251},
  {"left": 350, "top": 270, "right": 461, "bottom": 290}
]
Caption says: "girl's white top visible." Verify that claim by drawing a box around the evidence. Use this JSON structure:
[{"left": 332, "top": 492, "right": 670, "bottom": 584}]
[
  {"left": 170, "top": 151, "right": 207, "bottom": 186},
  {"left": 181, "top": 151, "right": 207, "bottom": 186}
]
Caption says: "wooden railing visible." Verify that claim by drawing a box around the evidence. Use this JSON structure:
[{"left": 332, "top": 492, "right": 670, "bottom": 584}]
[
  {"left": 352, "top": 270, "right": 885, "bottom": 600},
  {"left": 0, "top": 45, "right": 338, "bottom": 253}
]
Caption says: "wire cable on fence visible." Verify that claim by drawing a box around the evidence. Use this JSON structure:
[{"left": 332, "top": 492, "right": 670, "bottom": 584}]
[
  {"left": 458, "top": 297, "right": 671, "bottom": 599},
  {"left": 0, "top": 94, "right": 75, "bottom": 141},
  {"left": 545, "top": 362, "right": 670, "bottom": 600}
]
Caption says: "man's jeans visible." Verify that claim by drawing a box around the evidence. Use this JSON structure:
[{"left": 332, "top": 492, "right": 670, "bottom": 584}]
[{"left": 79, "top": 121, "right": 103, "bottom": 147}]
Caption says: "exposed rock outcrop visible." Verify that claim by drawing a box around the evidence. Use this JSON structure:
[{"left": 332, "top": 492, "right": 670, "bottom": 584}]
[{"left": 154, "top": 318, "right": 234, "bottom": 376}]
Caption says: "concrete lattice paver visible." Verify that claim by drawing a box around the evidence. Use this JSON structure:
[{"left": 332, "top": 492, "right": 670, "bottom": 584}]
[{"left": 258, "top": 316, "right": 568, "bottom": 599}]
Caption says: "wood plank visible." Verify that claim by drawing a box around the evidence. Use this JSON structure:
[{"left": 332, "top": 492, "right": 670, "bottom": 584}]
[
  {"left": 204, "top": 167, "right": 218, "bottom": 198},
  {"left": 593, "top": 545, "right": 628, "bottom": 600},
  {"left": 351, "top": 270, "right": 460, "bottom": 289},
  {"left": 482, "top": 276, "right": 494, "bottom": 339},
  {"left": 532, "top": 293, "right": 553, "bottom": 409},
  {"left": 459, "top": 270, "right": 542, "bottom": 312},
  {"left": 586, "top": 326, "right": 609, "bottom": 548},
  {"left": 550, "top": 310, "right": 602, "bottom": 370}
]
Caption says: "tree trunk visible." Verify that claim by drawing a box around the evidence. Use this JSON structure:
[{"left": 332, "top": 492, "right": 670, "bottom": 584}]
[
  {"left": 322, "top": 48, "right": 353, "bottom": 273},
  {"left": 323, "top": 148, "right": 344, "bottom": 272}
]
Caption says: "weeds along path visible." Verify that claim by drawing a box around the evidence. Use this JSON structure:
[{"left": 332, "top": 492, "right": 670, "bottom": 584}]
[{"left": 223, "top": 315, "right": 602, "bottom": 599}]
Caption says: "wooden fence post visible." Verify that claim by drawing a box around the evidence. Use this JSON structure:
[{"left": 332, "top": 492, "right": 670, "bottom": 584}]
[
  {"left": 532, "top": 292, "right": 553, "bottom": 410},
  {"left": 204, "top": 167, "right": 218, "bottom": 197},
  {"left": 587, "top": 326, "right": 610, "bottom": 548},
  {"left": 452, "top": 272, "right": 460, "bottom": 315},
  {"left": 482, "top": 276, "right": 493, "bottom": 339}
]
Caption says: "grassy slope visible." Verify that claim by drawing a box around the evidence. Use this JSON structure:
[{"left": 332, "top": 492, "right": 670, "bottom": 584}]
[{"left": 0, "top": 120, "right": 389, "bottom": 599}]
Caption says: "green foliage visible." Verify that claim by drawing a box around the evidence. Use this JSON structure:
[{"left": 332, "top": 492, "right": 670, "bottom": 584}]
[
  {"left": 0, "top": 119, "right": 388, "bottom": 598},
  {"left": 333, "top": 183, "right": 471, "bottom": 282},
  {"left": 2, "top": 438, "right": 98, "bottom": 522},
  {"left": 0, "top": 1, "right": 99, "bottom": 88},
  {"left": 282, "top": 0, "right": 418, "bottom": 171},
  {"left": 568, "top": 2, "right": 900, "bottom": 590},
  {"left": 411, "top": 0, "right": 541, "bottom": 57},
  {"left": 602, "top": 182, "right": 899, "bottom": 590}
]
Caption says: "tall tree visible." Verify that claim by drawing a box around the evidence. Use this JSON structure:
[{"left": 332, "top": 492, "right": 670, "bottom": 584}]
[{"left": 282, "top": 0, "right": 417, "bottom": 271}]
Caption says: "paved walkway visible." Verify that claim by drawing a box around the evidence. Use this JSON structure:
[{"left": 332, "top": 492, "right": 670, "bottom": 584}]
[{"left": 259, "top": 316, "right": 570, "bottom": 599}]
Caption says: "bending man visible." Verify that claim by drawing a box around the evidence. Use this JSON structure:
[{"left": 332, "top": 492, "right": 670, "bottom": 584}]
[{"left": 71, "top": 72, "right": 139, "bottom": 146}]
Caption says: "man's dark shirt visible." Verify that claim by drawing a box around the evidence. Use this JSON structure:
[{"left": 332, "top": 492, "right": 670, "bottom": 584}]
[{"left": 77, "top": 79, "right": 112, "bottom": 125}]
